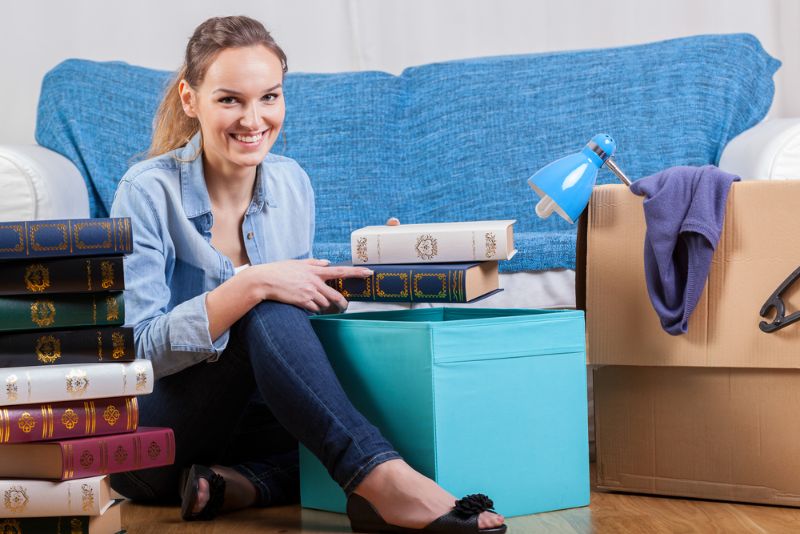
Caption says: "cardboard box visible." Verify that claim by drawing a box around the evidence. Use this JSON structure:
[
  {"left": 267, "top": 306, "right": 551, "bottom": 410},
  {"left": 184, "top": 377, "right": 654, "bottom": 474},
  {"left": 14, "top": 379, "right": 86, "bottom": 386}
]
[
  {"left": 299, "top": 307, "right": 590, "bottom": 517},
  {"left": 583, "top": 181, "right": 800, "bottom": 368},
  {"left": 594, "top": 366, "right": 800, "bottom": 506},
  {"left": 580, "top": 181, "right": 800, "bottom": 505}
]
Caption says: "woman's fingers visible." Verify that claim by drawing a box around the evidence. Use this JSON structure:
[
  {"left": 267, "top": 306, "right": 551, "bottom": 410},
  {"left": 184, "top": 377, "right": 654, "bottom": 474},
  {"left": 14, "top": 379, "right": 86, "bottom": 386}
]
[
  {"left": 304, "top": 258, "right": 331, "bottom": 267},
  {"left": 319, "top": 281, "right": 348, "bottom": 311},
  {"left": 319, "top": 266, "right": 373, "bottom": 280}
]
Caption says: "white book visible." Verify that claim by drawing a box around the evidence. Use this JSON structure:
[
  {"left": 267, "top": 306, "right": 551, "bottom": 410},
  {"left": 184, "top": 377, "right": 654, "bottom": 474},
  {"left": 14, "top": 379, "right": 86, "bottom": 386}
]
[
  {"left": 0, "top": 475, "right": 112, "bottom": 517},
  {"left": 351, "top": 220, "right": 517, "bottom": 265},
  {"left": 0, "top": 360, "right": 153, "bottom": 406}
]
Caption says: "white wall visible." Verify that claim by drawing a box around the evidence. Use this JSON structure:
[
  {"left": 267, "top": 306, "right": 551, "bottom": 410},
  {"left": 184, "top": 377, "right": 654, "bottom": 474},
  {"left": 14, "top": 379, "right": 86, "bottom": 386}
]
[{"left": 1, "top": 0, "right": 798, "bottom": 144}]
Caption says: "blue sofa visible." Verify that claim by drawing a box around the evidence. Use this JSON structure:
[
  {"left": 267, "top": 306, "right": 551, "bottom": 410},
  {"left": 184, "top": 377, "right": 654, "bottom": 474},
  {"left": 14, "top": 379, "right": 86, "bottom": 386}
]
[{"left": 31, "top": 34, "right": 778, "bottom": 274}]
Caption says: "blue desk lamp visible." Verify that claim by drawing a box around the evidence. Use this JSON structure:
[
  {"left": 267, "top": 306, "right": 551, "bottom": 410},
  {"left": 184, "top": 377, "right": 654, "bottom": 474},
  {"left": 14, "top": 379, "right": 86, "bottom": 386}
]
[{"left": 528, "top": 134, "right": 632, "bottom": 223}]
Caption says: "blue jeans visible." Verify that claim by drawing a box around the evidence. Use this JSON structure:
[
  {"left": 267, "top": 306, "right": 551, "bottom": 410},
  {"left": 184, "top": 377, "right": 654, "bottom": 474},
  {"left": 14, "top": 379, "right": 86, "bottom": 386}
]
[{"left": 110, "top": 301, "right": 400, "bottom": 506}]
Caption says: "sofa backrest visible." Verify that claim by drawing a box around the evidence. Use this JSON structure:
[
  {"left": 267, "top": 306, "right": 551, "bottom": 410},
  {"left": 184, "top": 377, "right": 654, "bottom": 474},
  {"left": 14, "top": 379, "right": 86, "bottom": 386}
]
[{"left": 36, "top": 34, "right": 779, "bottom": 272}]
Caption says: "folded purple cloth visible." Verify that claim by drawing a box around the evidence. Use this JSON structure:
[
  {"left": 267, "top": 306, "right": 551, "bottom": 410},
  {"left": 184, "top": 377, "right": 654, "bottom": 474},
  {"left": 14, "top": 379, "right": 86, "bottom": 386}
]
[{"left": 629, "top": 165, "right": 739, "bottom": 335}]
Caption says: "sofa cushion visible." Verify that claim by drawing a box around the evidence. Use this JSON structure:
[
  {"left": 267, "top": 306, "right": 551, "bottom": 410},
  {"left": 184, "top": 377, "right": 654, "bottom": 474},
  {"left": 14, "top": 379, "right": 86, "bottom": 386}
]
[{"left": 35, "top": 34, "right": 779, "bottom": 272}]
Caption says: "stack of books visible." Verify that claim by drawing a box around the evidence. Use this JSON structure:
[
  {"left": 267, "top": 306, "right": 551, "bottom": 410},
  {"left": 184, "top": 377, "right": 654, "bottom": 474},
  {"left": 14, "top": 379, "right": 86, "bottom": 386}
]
[
  {"left": 330, "top": 220, "right": 517, "bottom": 303},
  {"left": 0, "top": 217, "right": 174, "bottom": 533}
]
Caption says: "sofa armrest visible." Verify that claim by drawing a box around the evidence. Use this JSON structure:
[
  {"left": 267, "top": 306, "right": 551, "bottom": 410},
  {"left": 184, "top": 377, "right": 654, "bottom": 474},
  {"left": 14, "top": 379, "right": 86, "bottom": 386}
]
[
  {"left": 0, "top": 145, "right": 89, "bottom": 221},
  {"left": 719, "top": 118, "right": 800, "bottom": 180}
]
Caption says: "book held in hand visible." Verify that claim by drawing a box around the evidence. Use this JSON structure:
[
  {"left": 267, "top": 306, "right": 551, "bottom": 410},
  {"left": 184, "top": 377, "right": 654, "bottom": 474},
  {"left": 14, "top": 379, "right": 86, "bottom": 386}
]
[
  {"left": 351, "top": 220, "right": 516, "bottom": 265},
  {"left": 329, "top": 262, "right": 501, "bottom": 303},
  {"left": 0, "top": 427, "right": 174, "bottom": 480},
  {"left": 0, "top": 218, "right": 132, "bottom": 261},
  {"left": 0, "top": 256, "right": 125, "bottom": 296}
]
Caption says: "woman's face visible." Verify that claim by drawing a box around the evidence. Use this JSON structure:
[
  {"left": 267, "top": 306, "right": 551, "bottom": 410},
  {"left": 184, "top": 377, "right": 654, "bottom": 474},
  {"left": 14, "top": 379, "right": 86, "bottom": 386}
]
[{"left": 180, "top": 45, "right": 285, "bottom": 178}]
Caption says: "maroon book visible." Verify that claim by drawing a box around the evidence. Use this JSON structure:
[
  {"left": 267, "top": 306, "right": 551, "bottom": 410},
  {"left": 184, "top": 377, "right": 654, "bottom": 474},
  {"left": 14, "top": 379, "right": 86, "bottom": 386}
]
[
  {"left": 0, "top": 427, "right": 174, "bottom": 480},
  {"left": 0, "top": 396, "right": 138, "bottom": 443}
]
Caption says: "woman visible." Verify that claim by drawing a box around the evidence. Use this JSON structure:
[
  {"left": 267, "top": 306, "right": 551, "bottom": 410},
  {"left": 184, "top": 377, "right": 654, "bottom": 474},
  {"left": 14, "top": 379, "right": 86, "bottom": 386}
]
[{"left": 110, "top": 15, "right": 506, "bottom": 534}]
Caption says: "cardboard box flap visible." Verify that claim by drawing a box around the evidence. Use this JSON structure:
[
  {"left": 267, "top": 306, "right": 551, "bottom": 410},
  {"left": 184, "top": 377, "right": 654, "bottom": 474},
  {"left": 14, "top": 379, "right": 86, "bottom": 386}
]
[{"left": 583, "top": 181, "right": 800, "bottom": 369}]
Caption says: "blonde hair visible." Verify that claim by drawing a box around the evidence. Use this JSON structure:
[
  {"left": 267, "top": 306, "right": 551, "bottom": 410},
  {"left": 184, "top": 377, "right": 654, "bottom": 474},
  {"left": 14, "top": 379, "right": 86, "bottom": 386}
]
[{"left": 149, "top": 16, "right": 288, "bottom": 158}]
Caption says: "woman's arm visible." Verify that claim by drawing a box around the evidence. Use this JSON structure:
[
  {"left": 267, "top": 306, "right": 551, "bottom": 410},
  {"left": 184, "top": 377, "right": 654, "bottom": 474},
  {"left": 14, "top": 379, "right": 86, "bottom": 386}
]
[{"left": 205, "top": 260, "right": 373, "bottom": 341}]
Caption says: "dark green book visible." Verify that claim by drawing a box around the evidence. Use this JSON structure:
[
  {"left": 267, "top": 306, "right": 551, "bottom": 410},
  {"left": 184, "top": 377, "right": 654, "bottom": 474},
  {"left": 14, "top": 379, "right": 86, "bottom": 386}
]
[
  {"left": 0, "top": 326, "right": 134, "bottom": 367},
  {"left": 0, "top": 292, "right": 124, "bottom": 332},
  {"left": 0, "top": 256, "right": 124, "bottom": 296},
  {"left": 328, "top": 262, "right": 501, "bottom": 303}
]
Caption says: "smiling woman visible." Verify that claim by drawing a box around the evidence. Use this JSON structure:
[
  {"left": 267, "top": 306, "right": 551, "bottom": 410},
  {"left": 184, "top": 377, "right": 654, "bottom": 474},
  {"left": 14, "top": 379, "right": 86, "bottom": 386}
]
[{"left": 107, "top": 14, "right": 506, "bottom": 534}]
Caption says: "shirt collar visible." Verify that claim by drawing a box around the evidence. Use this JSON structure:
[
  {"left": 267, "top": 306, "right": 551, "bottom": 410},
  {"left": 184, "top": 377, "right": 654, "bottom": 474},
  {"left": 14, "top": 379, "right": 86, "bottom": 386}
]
[{"left": 178, "top": 132, "right": 276, "bottom": 219}]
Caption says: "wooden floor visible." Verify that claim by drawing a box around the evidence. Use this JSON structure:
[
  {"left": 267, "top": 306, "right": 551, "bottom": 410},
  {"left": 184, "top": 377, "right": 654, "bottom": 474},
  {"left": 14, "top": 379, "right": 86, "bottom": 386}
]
[{"left": 121, "top": 472, "right": 800, "bottom": 534}]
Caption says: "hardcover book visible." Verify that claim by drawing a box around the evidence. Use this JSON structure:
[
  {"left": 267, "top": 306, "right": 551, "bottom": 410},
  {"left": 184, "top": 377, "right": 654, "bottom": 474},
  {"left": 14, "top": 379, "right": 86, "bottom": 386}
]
[
  {"left": 0, "top": 218, "right": 132, "bottom": 261},
  {"left": 0, "top": 360, "right": 154, "bottom": 406},
  {"left": 0, "top": 292, "right": 124, "bottom": 332},
  {"left": 0, "top": 326, "right": 135, "bottom": 367},
  {"left": 0, "top": 256, "right": 124, "bottom": 296},
  {"left": 0, "top": 475, "right": 112, "bottom": 517},
  {"left": 0, "top": 396, "right": 138, "bottom": 444},
  {"left": 329, "top": 262, "right": 501, "bottom": 303},
  {"left": 0, "top": 427, "right": 175, "bottom": 480},
  {"left": 350, "top": 220, "right": 517, "bottom": 265},
  {"left": 0, "top": 498, "right": 122, "bottom": 533}
]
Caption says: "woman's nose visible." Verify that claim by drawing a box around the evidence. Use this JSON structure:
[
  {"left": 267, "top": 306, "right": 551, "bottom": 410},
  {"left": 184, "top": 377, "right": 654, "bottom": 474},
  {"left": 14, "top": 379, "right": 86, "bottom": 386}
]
[{"left": 240, "top": 103, "right": 261, "bottom": 129}]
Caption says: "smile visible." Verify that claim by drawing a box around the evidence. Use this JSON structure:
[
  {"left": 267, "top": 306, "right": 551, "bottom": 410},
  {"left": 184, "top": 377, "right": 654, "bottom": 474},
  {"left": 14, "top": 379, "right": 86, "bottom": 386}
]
[{"left": 231, "top": 130, "right": 268, "bottom": 145}]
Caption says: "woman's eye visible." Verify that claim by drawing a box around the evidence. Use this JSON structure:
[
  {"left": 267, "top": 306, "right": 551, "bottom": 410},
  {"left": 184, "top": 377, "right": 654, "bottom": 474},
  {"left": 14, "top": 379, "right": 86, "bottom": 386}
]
[
  {"left": 218, "top": 96, "right": 237, "bottom": 104},
  {"left": 262, "top": 93, "right": 279, "bottom": 103}
]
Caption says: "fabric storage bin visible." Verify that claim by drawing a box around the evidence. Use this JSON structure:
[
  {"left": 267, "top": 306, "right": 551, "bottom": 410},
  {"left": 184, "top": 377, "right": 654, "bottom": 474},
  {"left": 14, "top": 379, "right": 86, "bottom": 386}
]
[{"left": 300, "top": 307, "right": 589, "bottom": 517}]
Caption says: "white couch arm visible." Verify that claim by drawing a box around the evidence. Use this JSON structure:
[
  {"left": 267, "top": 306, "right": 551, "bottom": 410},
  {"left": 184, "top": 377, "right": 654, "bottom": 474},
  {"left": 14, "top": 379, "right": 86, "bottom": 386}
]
[
  {"left": 719, "top": 118, "right": 800, "bottom": 180},
  {"left": 0, "top": 145, "right": 89, "bottom": 222}
]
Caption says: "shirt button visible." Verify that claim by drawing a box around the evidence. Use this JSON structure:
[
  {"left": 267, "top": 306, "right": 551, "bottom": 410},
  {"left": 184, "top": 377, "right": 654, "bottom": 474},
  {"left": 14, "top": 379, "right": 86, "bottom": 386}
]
[{"left": 246, "top": 232, "right": 254, "bottom": 240}]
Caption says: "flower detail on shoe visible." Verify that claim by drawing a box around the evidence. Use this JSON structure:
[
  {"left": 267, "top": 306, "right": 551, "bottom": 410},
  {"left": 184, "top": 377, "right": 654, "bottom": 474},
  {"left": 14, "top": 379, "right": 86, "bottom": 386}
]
[{"left": 453, "top": 494, "right": 496, "bottom": 517}]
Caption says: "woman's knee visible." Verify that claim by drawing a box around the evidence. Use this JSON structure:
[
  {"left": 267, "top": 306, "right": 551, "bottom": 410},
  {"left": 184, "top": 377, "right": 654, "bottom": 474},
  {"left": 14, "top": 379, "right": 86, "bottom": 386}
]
[{"left": 239, "top": 300, "right": 310, "bottom": 335}]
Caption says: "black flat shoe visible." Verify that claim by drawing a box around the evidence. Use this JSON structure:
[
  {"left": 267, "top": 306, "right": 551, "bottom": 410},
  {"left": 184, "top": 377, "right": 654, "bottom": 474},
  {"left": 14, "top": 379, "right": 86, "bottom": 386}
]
[
  {"left": 180, "top": 464, "right": 226, "bottom": 521},
  {"left": 347, "top": 493, "right": 507, "bottom": 533}
]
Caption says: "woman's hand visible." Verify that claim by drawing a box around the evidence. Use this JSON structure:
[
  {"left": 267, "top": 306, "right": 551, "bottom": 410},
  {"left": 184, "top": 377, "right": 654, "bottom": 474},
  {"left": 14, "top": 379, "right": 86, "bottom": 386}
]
[{"left": 245, "top": 259, "right": 373, "bottom": 313}]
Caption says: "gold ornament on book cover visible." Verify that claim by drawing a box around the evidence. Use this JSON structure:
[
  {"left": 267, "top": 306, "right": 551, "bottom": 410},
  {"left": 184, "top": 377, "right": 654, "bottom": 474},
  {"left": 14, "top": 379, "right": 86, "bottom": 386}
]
[
  {"left": 73, "top": 221, "right": 112, "bottom": 250},
  {"left": 100, "top": 260, "right": 115, "bottom": 289},
  {"left": 81, "top": 483, "right": 94, "bottom": 512},
  {"left": 65, "top": 370, "right": 89, "bottom": 397},
  {"left": 62, "top": 408, "right": 79, "bottom": 430},
  {"left": 3, "top": 485, "right": 28, "bottom": 513},
  {"left": 17, "top": 412, "right": 35, "bottom": 434},
  {"left": 0, "top": 519, "right": 21, "bottom": 533},
  {"left": 103, "top": 404, "right": 120, "bottom": 426},
  {"left": 30, "top": 300, "right": 55, "bottom": 327},
  {"left": 148, "top": 440, "right": 162, "bottom": 459},
  {"left": 485, "top": 232, "right": 497, "bottom": 259},
  {"left": 356, "top": 237, "right": 369, "bottom": 263},
  {"left": 114, "top": 445, "right": 128, "bottom": 464},
  {"left": 105, "top": 296, "right": 119, "bottom": 322},
  {"left": 35, "top": 334, "right": 61, "bottom": 364},
  {"left": 5, "top": 375, "right": 18, "bottom": 402},
  {"left": 30, "top": 223, "right": 68, "bottom": 252},
  {"left": 111, "top": 331, "right": 126, "bottom": 359},
  {"left": 79, "top": 450, "right": 94, "bottom": 468},
  {"left": 135, "top": 364, "right": 148, "bottom": 392},
  {"left": 415, "top": 234, "right": 438, "bottom": 260},
  {"left": 24, "top": 264, "right": 50, "bottom": 292}
]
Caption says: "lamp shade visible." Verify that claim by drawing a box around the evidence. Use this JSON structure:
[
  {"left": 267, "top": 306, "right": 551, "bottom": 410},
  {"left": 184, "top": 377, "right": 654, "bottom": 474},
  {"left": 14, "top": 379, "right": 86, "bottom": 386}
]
[{"left": 528, "top": 134, "right": 618, "bottom": 224}]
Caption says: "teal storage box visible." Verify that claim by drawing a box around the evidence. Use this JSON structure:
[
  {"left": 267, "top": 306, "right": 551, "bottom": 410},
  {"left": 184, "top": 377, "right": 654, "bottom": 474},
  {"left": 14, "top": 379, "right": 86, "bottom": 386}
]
[{"left": 300, "top": 307, "right": 589, "bottom": 517}]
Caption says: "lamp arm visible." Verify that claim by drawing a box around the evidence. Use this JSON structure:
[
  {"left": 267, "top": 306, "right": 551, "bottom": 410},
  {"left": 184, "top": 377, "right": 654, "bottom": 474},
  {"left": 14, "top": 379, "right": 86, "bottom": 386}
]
[{"left": 604, "top": 157, "right": 632, "bottom": 186}]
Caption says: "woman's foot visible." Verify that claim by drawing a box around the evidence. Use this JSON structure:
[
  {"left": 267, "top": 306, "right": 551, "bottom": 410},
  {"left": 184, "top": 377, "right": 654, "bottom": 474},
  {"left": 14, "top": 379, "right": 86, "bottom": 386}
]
[
  {"left": 190, "top": 465, "right": 258, "bottom": 514},
  {"left": 352, "top": 459, "right": 505, "bottom": 530}
]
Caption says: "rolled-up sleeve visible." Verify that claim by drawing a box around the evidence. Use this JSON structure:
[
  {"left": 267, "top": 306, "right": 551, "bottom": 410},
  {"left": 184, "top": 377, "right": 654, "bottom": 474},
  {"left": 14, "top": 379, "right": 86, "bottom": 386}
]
[{"left": 111, "top": 179, "right": 228, "bottom": 379}]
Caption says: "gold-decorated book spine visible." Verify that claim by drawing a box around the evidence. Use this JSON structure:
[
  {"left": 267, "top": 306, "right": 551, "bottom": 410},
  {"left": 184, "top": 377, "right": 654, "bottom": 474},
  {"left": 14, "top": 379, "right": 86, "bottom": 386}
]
[
  {"left": 0, "top": 475, "right": 110, "bottom": 517},
  {"left": 0, "top": 360, "right": 154, "bottom": 407}
]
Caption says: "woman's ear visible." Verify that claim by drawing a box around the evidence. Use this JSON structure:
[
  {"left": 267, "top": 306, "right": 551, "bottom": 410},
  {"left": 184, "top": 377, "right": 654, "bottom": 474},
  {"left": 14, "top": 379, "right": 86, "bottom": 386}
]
[{"left": 178, "top": 80, "right": 198, "bottom": 118}]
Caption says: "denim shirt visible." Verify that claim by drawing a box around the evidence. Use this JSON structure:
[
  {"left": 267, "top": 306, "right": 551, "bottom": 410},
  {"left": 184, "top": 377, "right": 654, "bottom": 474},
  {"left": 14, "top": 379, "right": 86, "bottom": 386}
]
[{"left": 110, "top": 134, "right": 315, "bottom": 379}]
